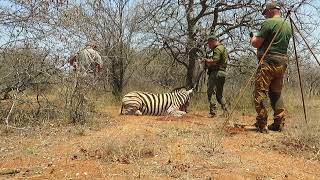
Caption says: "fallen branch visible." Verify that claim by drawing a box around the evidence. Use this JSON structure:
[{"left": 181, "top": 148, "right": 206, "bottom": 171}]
[
  {"left": 0, "top": 168, "right": 20, "bottom": 175},
  {"left": 5, "top": 97, "right": 16, "bottom": 129}
]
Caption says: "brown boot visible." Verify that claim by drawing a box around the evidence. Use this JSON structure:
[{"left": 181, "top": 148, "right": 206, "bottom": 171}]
[
  {"left": 209, "top": 113, "right": 216, "bottom": 118},
  {"left": 268, "top": 119, "right": 285, "bottom": 132},
  {"left": 209, "top": 104, "right": 216, "bottom": 118},
  {"left": 255, "top": 118, "right": 268, "bottom": 134}
]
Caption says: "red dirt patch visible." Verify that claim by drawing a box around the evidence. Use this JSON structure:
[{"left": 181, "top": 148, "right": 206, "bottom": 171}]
[{"left": 1, "top": 108, "right": 320, "bottom": 179}]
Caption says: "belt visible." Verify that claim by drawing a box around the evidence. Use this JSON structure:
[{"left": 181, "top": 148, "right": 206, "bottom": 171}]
[{"left": 258, "top": 54, "right": 289, "bottom": 65}]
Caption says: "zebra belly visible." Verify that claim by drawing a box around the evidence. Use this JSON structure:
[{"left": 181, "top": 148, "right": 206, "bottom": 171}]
[{"left": 141, "top": 105, "right": 167, "bottom": 116}]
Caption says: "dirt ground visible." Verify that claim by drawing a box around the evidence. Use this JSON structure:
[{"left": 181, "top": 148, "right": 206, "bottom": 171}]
[{"left": 1, "top": 106, "right": 320, "bottom": 180}]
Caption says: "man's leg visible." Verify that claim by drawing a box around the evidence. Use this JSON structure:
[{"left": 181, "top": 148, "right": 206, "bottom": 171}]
[
  {"left": 268, "top": 64, "right": 287, "bottom": 131},
  {"left": 207, "top": 71, "right": 217, "bottom": 117},
  {"left": 216, "top": 71, "right": 229, "bottom": 115},
  {"left": 254, "top": 64, "right": 272, "bottom": 133}
]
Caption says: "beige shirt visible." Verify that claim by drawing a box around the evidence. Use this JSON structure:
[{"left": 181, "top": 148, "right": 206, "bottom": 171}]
[{"left": 76, "top": 47, "right": 103, "bottom": 75}]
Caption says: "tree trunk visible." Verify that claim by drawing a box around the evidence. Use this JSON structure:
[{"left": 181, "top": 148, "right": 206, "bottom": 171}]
[
  {"left": 186, "top": 46, "right": 197, "bottom": 88},
  {"left": 110, "top": 56, "right": 123, "bottom": 100},
  {"left": 185, "top": 13, "right": 197, "bottom": 88}
]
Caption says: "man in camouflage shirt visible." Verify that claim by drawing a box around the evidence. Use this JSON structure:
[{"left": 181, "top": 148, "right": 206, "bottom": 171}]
[
  {"left": 250, "top": 2, "right": 292, "bottom": 133},
  {"left": 200, "top": 35, "right": 229, "bottom": 117}
]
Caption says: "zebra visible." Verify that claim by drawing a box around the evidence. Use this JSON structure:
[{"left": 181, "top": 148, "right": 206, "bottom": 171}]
[{"left": 120, "top": 87, "right": 193, "bottom": 117}]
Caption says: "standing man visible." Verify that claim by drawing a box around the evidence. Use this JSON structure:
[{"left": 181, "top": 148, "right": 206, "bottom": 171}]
[
  {"left": 69, "top": 41, "right": 103, "bottom": 77},
  {"left": 200, "top": 35, "right": 229, "bottom": 117},
  {"left": 68, "top": 41, "right": 103, "bottom": 123},
  {"left": 250, "top": 2, "right": 292, "bottom": 133}
]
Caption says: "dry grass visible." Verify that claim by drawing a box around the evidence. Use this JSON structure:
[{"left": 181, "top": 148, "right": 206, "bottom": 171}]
[
  {"left": 190, "top": 85, "right": 256, "bottom": 115},
  {"left": 93, "top": 135, "right": 157, "bottom": 164},
  {"left": 196, "top": 132, "right": 222, "bottom": 156},
  {"left": 188, "top": 93, "right": 208, "bottom": 111},
  {"left": 194, "top": 84, "right": 320, "bottom": 161},
  {"left": 278, "top": 110, "right": 320, "bottom": 160},
  {"left": 266, "top": 89, "right": 320, "bottom": 160},
  {"left": 1, "top": 82, "right": 319, "bottom": 164}
]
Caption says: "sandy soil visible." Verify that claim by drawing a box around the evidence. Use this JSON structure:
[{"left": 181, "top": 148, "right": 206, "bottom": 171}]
[{"left": 1, "top": 106, "right": 319, "bottom": 179}]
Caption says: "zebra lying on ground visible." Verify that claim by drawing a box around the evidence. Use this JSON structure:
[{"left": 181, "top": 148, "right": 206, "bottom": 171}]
[{"left": 120, "top": 87, "right": 193, "bottom": 117}]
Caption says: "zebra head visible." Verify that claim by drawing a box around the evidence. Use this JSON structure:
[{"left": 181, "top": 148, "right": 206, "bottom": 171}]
[
  {"left": 173, "top": 87, "right": 193, "bottom": 113},
  {"left": 187, "top": 88, "right": 193, "bottom": 95}
]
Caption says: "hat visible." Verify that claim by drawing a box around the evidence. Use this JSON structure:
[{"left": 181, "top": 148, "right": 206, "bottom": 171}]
[
  {"left": 262, "top": 2, "right": 281, "bottom": 15},
  {"left": 207, "top": 35, "right": 218, "bottom": 41}
]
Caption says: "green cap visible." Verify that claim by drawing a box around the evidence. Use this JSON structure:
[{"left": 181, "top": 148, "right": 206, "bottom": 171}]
[
  {"left": 207, "top": 35, "right": 218, "bottom": 41},
  {"left": 262, "top": 2, "right": 281, "bottom": 15}
]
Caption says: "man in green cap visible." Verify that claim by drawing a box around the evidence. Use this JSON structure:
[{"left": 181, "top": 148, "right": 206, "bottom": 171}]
[
  {"left": 200, "top": 35, "right": 229, "bottom": 117},
  {"left": 250, "top": 2, "right": 292, "bottom": 133}
]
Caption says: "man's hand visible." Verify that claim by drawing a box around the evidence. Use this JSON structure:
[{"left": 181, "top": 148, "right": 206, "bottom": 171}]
[
  {"left": 251, "top": 36, "right": 265, "bottom": 48},
  {"left": 96, "top": 64, "right": 103, "bottom": 72},
  {"left": 69, "top": 55, "right": 77, "bottom": 65},
  {"left": 198, "top": 58, "right": 208, "bottom": 64},
  {"left": 199, "top": 58, "right": 217, "bottom": 65}
]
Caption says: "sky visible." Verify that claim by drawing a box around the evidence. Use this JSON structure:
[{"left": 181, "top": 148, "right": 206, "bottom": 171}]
[{"left": 0, "top": 0, "right": 320, "bottom": 56}]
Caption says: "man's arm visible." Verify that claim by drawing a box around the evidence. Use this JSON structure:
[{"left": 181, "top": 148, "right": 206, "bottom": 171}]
[
  {"left": 251, "top": 20, "right": 270, "bottom": 49},
  {"left": 251, "top": 36, "right": 265, "bottom": 48},
  {"left": 68, "top": 54, "right": 77, "bottom": 65},
  {"left": 200, "top": 47, "right": 221, "bottom": 65},
  {"left": 68, "top": 54, "right": 78, "bottom": 70},
  {"left": 200, "top": 58, "right": 218, "bottom": 65},
  {"left": 94, "top": 51, "right": 103, "bottom": 72}
]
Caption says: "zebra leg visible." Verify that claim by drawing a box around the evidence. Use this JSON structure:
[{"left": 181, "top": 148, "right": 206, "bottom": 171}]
[
  {"left": 167, "top": 106, "right": 186, "bottom": 117},
  {"left": 172, "top": 110, "right": 186, "bottom": 117},
  {"left": 173, "top": 110, "right": 187, "bottom": 117}
]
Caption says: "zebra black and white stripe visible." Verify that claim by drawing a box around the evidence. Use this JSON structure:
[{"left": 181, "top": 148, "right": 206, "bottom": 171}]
[{"left": 120, "top": 88, "right": 193, "bottom": 116}]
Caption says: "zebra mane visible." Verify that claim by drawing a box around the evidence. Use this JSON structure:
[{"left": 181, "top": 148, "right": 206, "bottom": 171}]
[{"left": 170, "top": 86, "right": 188, "bottom": 93}]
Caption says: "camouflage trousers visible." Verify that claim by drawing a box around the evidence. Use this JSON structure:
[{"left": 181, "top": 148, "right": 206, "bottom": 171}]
[
  {"left": 207, "top": 70, "right": 227, "bottom": 113},
  {"left": 254, "top": 61, "right": 287, "bottom": 126}
]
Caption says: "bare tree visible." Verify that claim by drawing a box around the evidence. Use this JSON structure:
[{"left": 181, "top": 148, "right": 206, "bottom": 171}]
[
  {"left": 0, "top": 0, "right": 68, "bottom": 126},
  {"left": 136, "top": 0, "right": 265, "bottom": 88},
  {"left": 135, "top": 0, "right": 320, "bottom": 89},
  {"left": 48, "top": 0, "right": 143, "bottom": 98}
]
